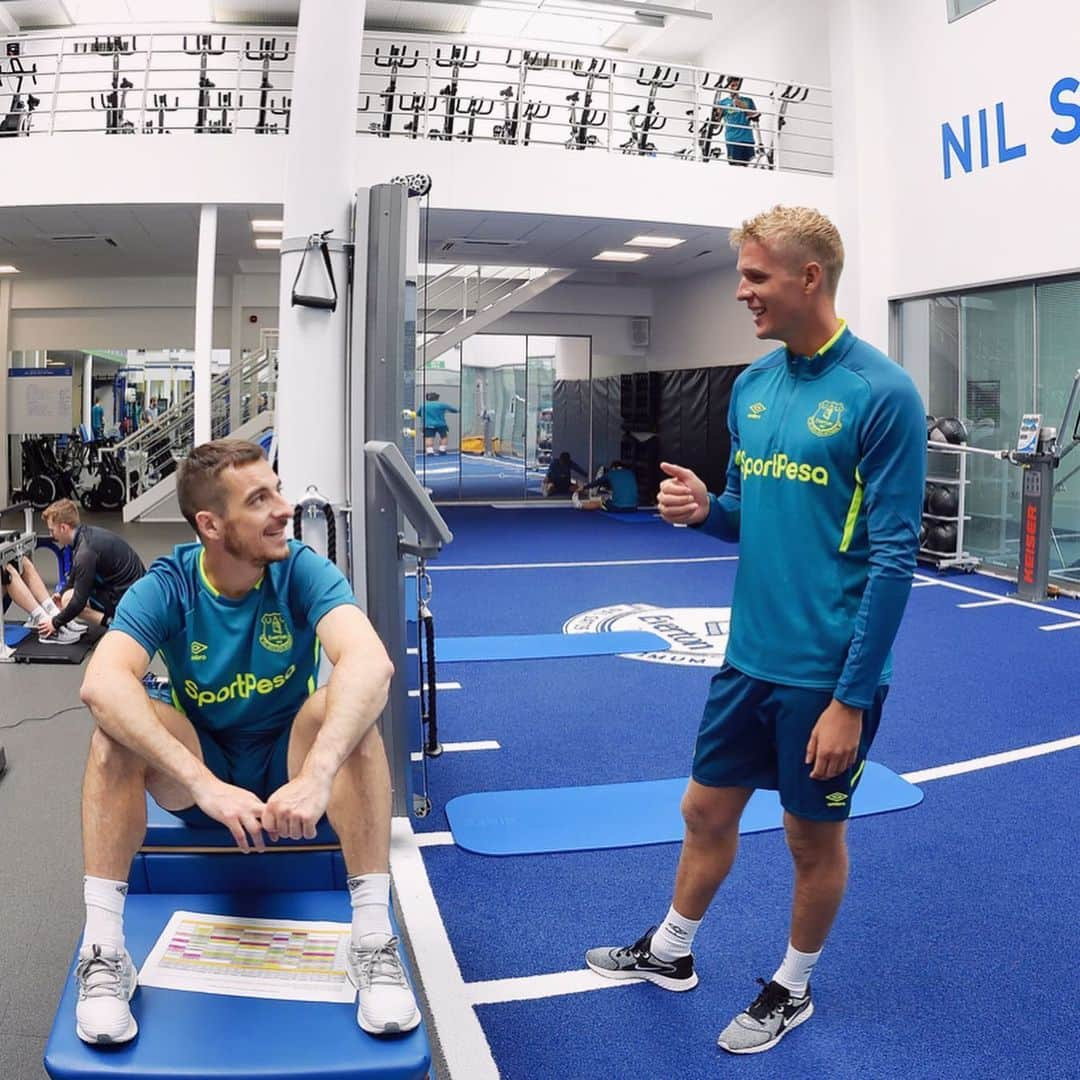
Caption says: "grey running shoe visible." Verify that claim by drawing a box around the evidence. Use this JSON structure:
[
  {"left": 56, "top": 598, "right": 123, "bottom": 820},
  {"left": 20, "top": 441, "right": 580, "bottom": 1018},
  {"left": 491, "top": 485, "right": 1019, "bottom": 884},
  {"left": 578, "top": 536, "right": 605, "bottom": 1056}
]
[
  {"left": 74, "top": 944, "right": 138, "bottom": 1045},
  {"left": 717, "top": 978, "right": 814, "bottom": 1054},
  {"left": 585, "top": 926, "right": 698, "bottom": 991},
  {"left": 347, "top": 936, "right": 421, "bottom": 1035},
  {"left": 40, "top": 626, "right": 81, "bottom": 645}
]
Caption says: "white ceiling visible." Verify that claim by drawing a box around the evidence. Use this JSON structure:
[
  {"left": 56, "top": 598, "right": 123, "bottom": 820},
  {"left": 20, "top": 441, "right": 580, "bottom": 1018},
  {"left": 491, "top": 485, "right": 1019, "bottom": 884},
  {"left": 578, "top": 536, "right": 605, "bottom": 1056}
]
[{"left": 0, "top": 203, "right": 735, "bottom": 281}]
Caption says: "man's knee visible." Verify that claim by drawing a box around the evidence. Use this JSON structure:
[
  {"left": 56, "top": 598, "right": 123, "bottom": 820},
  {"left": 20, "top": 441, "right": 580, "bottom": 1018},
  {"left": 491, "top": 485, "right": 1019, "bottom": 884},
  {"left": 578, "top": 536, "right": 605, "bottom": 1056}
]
[
  {"left": 785, "top": 817, "right": 846, "bottom": 868},
  {"left": 681, "top": 785, "right": 744, "bottom": 838},
  {"left": 87, "top": 726, "right": 145, "bottom": 778}
]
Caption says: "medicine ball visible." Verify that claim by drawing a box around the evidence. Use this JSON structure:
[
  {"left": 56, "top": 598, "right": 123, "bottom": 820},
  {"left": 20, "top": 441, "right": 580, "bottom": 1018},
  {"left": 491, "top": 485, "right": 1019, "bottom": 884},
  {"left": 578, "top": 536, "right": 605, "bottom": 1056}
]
[
  {"left": 923, "top": 482, "right": 939, "bottom": 512},
  {"left": 928, "top": 521, "right": 957, "bottom": 553},
  {"left": 927, "top": 486, "right": 959, "bottom": 517},
  {"left": 920, "top": 521, "right": 929, "bottom": 549},
  {"left": 929, "top": 416, "right": 968, "bottom": 445}
]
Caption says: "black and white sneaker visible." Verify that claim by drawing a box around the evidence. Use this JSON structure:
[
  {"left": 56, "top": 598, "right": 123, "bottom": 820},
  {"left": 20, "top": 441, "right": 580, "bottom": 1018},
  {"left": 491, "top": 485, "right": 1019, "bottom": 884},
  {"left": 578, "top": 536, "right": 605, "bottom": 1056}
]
[
  {"left": 717, "top": 978, "right": 814, "bottom": 1054},
  {"left": 585, "top": 926, "right": 698, "bottom": 991}
]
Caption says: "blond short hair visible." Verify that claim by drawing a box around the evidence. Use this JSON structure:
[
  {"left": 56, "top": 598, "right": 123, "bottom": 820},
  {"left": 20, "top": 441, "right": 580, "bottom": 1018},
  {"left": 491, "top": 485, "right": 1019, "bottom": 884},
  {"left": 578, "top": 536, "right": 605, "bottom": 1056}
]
[
  {"left": 42, "top": 498, "right": 80, "bottom": 528},
  {"left": 730, "top": 205, "right": 845, "bottom": 295}
]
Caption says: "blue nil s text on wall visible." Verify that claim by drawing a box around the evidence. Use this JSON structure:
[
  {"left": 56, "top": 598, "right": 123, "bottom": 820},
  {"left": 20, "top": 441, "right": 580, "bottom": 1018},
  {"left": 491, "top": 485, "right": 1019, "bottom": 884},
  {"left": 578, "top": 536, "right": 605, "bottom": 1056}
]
[{"left": 941, "top": 79, "right": 1080, "bottom": 179}]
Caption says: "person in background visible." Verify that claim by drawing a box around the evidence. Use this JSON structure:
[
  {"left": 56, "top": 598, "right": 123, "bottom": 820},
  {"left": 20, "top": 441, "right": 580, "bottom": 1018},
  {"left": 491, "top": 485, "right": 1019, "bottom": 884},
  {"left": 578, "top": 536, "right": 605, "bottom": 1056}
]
[
  {"left": 543, "top": 450, "right": 588, "bottom": 497},
  {"left": 143, "top": 398, "right": 158, "bottom": 424},
  {"left": 575, "top": 460, "right": 639, "bottom": 512},
  {"left": 420, "top": 392, "right": 459, "bottom": 456},
  {"left": 720, "top": 76, "right": 760, "bottom": 166},
  {"left": 91, "top": 398, "right": 105, "bottom": 441}
]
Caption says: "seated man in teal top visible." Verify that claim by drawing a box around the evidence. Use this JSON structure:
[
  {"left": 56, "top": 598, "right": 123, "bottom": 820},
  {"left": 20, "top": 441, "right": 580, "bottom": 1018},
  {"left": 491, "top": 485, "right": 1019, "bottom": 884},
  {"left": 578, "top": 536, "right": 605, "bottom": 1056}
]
[
  {"left": 74, "top": 439, "right": 420, "bottom": 1046},
  {"left": 420, "top": 391, "right": 458, "bottom": 455},
  {"left": 576, "top": 460, "right": 639, "bottom": 512},
  {"left": 720, "top": 76, "right": 760, "bottom": 166},
  {"left": 586, "top": 206, "right": 925, "bottom": 1055}
]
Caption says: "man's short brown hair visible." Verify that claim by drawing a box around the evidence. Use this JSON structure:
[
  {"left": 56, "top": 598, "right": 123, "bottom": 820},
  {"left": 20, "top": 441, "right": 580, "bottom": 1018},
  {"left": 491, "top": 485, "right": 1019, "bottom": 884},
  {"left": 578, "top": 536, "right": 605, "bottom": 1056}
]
[
  {"left": 730, "top": 205, "right": 845, "bottom": 296},
  {"left": 176, "top": 439, "right": 267, "bottom": 535},
  {"left": 42, "top": 498, "right": 81, "bottom": 528}
]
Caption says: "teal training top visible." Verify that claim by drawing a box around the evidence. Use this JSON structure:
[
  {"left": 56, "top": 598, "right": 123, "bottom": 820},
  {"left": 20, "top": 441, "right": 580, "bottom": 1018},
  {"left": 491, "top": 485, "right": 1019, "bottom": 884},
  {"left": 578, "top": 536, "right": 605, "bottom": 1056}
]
[
  {"left": 421, "top": 401, "right": 459, "bottom": 428},
  {"left": 697, "top": 325, "right": 926, "bottom": 708},
  {"left": 111, "top": 540, "right": 356, "bottom": 746}
]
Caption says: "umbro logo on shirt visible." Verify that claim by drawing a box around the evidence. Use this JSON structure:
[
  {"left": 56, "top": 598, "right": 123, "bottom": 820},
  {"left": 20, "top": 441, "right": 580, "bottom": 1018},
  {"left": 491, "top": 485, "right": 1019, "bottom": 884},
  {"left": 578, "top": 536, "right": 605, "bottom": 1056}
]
[
  {"left": 191, "top": 641, "right": 208, "bottom": 661},
  {"left": 747, "top": 402, "right": 767, "bottom": 420}
]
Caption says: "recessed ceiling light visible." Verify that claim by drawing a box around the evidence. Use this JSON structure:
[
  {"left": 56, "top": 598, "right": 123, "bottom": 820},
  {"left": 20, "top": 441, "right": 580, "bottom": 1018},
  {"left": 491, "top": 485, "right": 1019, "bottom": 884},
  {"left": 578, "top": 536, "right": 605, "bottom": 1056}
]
[
  {"left": 251, "top": 220, "right": 284, "bottom": 232},
  {"left": 0, "top": 265, "right": 20, "bottom": 274},
  {"left": 627, "top": 235, "right": 686, "bottom": 248},
  {"left": 593, "top": 250, "right": 649, "bottom": 262},
  {"left": 254, "top": 238, "right": 282, "bottom": 251}
]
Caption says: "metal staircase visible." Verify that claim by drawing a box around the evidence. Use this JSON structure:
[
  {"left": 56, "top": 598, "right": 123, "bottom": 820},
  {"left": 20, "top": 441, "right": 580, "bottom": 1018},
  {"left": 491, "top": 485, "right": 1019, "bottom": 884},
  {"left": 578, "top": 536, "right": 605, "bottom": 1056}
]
[
  {"left": 418, "top": 265, "right": 574, "bottom": 364},
  {"left": 111, "top": 344, "right": 277, "bottom": 522}
]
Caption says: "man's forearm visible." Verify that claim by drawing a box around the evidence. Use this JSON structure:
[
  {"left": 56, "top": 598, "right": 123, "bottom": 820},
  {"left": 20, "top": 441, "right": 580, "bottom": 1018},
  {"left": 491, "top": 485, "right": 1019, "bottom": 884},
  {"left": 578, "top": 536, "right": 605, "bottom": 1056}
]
[
  {"left": 85, "top": 675, "right": 212, "bottom": 793},
  {"left": 302, "top": 655, "right": 392, "bottom": 783}
]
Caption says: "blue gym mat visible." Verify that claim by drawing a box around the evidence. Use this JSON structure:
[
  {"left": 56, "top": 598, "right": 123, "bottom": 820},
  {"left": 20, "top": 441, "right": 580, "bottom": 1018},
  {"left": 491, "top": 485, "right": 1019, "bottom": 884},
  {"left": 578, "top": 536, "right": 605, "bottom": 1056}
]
[
  {"left": 436, "top": 629, "right": 668, "bottom": 663},
  {"left": 4, "top": 622, "right": 31, "bottom": 647},
  {"left": 602, "top": 510, "right": 664, "bottom": 523},
  {"left": 445, "top": 761, "right": 923, "bottom": 855},
  {"left": 44, "top": 890, "right": 430, "bottom": 1080}
]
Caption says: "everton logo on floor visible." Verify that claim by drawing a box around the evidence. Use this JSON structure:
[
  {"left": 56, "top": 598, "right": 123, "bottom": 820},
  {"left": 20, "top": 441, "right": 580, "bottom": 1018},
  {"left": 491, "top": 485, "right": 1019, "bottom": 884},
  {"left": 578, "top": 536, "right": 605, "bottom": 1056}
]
[{"left": 564, "top": 604, "right": 730, "bottom": 667}]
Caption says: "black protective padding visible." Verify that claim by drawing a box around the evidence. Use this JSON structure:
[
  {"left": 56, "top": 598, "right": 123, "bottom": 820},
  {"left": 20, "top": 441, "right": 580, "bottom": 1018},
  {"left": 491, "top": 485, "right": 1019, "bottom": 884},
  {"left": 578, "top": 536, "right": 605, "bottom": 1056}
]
[{"left": 12, "top": 623, "right": 107, "bottom": 664}]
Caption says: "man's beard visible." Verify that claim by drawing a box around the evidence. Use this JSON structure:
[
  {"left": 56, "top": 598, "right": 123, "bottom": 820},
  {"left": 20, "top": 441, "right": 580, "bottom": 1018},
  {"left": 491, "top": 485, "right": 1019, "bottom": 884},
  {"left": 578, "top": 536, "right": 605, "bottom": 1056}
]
[{"left": 222, "top": 521, "right": 288, "bottom": 566}]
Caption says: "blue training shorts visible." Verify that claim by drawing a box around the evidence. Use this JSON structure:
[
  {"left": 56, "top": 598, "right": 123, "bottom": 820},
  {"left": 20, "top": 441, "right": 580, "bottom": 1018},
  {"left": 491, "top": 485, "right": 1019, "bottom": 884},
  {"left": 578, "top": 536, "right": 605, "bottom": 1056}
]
[
  {"left": 692, "top": 663, "right": 887, "bottom": 822},
  {"left": 168, "top": 725, "right": 293, "bottom": 829}
]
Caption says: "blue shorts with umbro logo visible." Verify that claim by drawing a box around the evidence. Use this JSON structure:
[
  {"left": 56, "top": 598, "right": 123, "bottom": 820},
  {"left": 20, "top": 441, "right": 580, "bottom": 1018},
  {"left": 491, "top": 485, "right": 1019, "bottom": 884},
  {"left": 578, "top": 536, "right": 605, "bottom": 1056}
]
[{"left": 692, "top": 663, "right": 887, "bottom": 822}]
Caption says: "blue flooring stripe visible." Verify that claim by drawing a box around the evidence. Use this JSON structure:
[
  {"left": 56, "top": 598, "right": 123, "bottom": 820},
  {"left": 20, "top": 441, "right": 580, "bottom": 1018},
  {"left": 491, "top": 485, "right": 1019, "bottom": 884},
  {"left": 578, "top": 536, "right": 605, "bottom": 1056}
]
[
  {"left": 445, "top": 762, "right": 921, "bottom": 855},
  {"left": 3, "top": 622, "right": 31, "bottom": 647}
]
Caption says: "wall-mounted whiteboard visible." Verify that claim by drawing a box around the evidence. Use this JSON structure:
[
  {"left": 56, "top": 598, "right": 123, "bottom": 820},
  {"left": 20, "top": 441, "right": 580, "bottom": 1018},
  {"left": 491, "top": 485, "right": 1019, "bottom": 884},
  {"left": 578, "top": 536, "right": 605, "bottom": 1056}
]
[{"left": 8, "top": 367, "right": 74, "bottom": 435}]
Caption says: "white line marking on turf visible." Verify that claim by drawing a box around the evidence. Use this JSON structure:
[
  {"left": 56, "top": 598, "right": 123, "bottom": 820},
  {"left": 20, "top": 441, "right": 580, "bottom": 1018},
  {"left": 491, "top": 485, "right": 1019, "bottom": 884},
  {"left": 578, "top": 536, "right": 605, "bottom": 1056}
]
[
  {"left": 408, "top": 682, "right": 462, "bottom": 697},
  {"left": 466, "top": 969, "right": 639, "bottom": 1006},
  {"left": 956, "top": 599, "right": 1011, "bottom": 608},
  {"left": 411, "top": 740, "right": 501, "bottom": 762},
  {"left": 415, "top": 831, "right": 456, "bottom": 847},
  {"left": 389, "top": 818, "right": 499, "bottom": 1079},
  {"left": 901, "top": 734, "right": 1080, "bottom": 784},
  {"left": 433, "top": 555, "right": 739, "bottom": 571},
  {"left": 910, "top": 580, "right": 937, "bottom": 587},
  {"left": 1038, "top": 620, "right": 1080, "bottom": 632},
  {"left": 912, "top": 573, "right": 1080, "bottom": 623}
]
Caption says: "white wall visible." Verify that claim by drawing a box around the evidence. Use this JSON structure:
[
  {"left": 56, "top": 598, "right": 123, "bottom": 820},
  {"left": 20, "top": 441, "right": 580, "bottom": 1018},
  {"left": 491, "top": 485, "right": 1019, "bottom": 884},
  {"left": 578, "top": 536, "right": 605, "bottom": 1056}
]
[
  {"left": 650, "top": 266, "right": 763, "bottom": 369},
  {"left": 8, "top": 275, "right": 278, "bottom": 351},
  {"left": 831, "top": 0, "right": 1080, "bottom": 347}
]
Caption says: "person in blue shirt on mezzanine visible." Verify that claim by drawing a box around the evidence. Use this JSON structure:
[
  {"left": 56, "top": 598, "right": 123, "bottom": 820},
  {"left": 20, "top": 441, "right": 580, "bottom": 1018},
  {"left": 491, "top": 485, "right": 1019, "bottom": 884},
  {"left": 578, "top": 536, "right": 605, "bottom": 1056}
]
[
  {"left": 586, "top": 205, "right": 926, "bottom": 1056},
  {"left": 72, "top": 439, "right": 421, "bottom": 1048},
  {"left": 719, "top": 76, "right": 760, "bottom": 166}
]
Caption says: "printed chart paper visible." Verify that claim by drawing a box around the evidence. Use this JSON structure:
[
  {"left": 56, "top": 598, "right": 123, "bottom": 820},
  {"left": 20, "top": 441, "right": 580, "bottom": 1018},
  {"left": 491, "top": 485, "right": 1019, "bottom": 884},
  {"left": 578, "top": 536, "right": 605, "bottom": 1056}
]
[{"left": 138, "top": 910, "right": 356, "bottom": 1003}]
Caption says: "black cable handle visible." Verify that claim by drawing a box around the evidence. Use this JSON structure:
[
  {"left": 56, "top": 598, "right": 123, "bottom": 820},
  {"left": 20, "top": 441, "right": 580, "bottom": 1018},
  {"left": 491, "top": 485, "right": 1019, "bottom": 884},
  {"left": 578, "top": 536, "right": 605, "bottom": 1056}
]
[
  {"left": 292, "top": 499, "right": 336, "bottom": 563},
  {"left": 290, "top": 230, "right": 338, "bottom": 312}
]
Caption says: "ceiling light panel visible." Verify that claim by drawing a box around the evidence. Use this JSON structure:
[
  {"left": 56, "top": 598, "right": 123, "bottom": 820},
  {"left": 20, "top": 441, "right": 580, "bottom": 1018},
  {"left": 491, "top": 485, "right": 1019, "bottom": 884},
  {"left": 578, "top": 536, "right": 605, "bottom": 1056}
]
[
  {"left": 0, "top": 265, "right": 21, "bottom": 274},
  {"left": 627, "top": 235, "right": 686, "bottom": 248},
  {"left": 254, "top": 238, "right": 282, "bottom": 250},
  {"left": 593, "top": 250, "right": 649, "bottom": 262},
  {"left": 251, "top": 220, "right": 284, "bottom": 232}
]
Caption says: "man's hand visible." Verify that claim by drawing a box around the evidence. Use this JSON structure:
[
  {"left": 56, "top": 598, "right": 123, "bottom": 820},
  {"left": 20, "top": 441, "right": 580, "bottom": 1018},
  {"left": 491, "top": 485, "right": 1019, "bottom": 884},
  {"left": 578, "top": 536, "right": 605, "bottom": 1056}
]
[
  {"left": 805, "top": 700, "right": 863, "bottom": 781},
  {"left": 191, "top": 777, "right": 269, "bottom": 853},
  {"left": 262, "top": 773, "right": 333, "bottom": 842},
  {"left": 658, "top": 462, "right": 710, "bottom": 526},
  {"left": 37, "top": 616, "right": 57, "bottom": 638}
]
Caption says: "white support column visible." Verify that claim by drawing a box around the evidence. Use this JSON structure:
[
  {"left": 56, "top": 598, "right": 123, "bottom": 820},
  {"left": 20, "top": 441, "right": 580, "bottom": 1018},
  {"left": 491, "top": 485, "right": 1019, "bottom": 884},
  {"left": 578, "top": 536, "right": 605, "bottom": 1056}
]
[
  {"left": 0, "top": 279, "right": 10, "bottom": 506},
  {"left": 230, "top": 274, "right": 243, "bottom": 432},
  {"left": 276, "top": 0, "right": 367, "bottom": 519},
  {"left": 83, "top": 353, "right": 93, "bottom": 431},
  {"left": 194, "top": 204, "right": 218, "bottom": 446}
]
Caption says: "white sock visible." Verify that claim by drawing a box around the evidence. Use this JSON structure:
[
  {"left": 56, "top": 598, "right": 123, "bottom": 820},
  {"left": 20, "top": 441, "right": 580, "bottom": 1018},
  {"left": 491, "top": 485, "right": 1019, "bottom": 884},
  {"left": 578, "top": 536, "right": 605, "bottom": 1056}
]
[
  {"left": 28, "top": 603, "right": 46, "bottom": 623},
  {"left": 44, "top": 598, "right": 62, "bottom": 617},
  {"left": 772, "top": 942, "right": 821, "bottom": 996},
  {"left": 649, "top": 905, "right": 702, "bottom": 962},
  {"left": 348, "top": 873, "right": 393, "bottom": 948},
  {"left": 82, "top": 875, "right": 128, "bottom": 952}
]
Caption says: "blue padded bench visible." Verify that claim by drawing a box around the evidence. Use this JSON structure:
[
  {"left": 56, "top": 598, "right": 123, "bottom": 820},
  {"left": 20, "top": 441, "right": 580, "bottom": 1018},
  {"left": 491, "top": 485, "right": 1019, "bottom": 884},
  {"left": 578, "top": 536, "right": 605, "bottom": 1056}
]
[
  {"left": 45, "top": 802, "right": 432, "bottom": 1079},
  {"left": 44, "top": 891, "right": 430, "bottom": 1080}
]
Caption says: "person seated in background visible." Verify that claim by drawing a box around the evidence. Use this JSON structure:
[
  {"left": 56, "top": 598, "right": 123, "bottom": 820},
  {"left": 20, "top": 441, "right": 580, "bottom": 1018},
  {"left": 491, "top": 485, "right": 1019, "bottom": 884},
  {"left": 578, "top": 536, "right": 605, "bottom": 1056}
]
[
  {"left": 420, "top": 392, "right": 459, "bottom": 456},
  {"left": 1, "top": 553, "right": 88, "bottom": 651},
  {"left": 36, "top": 499, "right": 145, "bottom": 642},
  {"left": 575, "top": 460, "right": 640, "bottom": 512},
  {"left": 543, "top": 450, "right": 588, "bottom": 497}
]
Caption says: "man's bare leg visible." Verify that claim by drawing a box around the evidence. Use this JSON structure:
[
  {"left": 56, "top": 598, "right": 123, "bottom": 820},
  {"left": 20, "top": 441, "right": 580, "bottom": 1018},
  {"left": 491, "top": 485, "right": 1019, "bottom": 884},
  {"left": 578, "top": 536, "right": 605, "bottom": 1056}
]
[
  {"left": 286, "top": 688, "right": 390, "bottom": 875},
  {"left": 287, "top": 689, "right": 418, "bottom": 1034},
  {"left": 18, "top": 556, "right": 54, "bottom": 606},
  {"left": 3, "top": 568, "right": 40, "bottom": 618}
]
